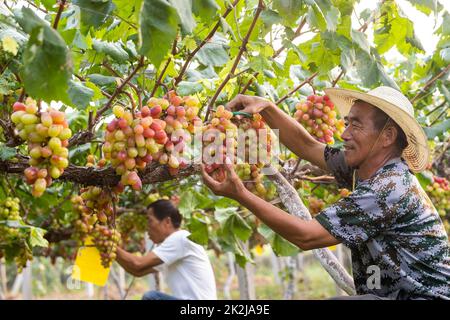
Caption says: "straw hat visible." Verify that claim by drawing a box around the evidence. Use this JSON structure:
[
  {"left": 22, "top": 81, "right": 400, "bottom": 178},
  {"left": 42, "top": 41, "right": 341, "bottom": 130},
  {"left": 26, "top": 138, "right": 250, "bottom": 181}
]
[{"left": 324, "top": 86, "right": 429, "bottom": 173}]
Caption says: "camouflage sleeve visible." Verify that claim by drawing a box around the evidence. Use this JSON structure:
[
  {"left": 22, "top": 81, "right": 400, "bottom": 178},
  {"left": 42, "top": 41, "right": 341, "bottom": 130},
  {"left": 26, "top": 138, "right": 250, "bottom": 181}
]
[
  {"left": 315, "top": 185, "right": 394, "bottom": 248},
  {"left": 324, "top": 146, "right": 353, "bottom": 189}
]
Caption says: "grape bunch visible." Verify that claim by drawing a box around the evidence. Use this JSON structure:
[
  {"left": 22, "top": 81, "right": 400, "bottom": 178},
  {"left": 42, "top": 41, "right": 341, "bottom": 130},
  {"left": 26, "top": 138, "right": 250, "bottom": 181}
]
[
  {"left": 91, "top": 224, "right": 121, "bottom": 268},
  {"left": 0, "top": 197, "right": 33, "bottom": 270},
  {"left": 202, "top": 108, "right": 278, "bottom": 200},
  {"left": 235, "top": 163, "right": 278, "bottom": 200},
  {"left": 103, "top": 104, "right": 163, "bottom": 191},
  {"left": 426, "top": 176, "right": 449, "bottom": 221},
  {"left": 307, "top": 196, "right": 326, "bottom": 216},
  {"left": 117, "top": 211, "right": 147, "bottom": 252},
  {"left": 71, "top": 186, "right": 115, "bottom": 243},
  {"left": 233, "top": 114, "right": 277, "bottom": 200},
  {"left": 0, "top": 196, "right": 20, "bottom": 220},
  {"left": 144, "top": 191, "right": 170, "bottom": 206},
  {"left": 294, "top": 94, "right": 345, "bottom": 144},
  {"left": 11, "top": 98, "right": 72, "bottom": 197},
  {"left": 103, "top": 91, "right": 201, "bottom": 192},
  {"left": 153, "top": 91, "right": 201, "bottom": 176},
  {"left": 202, "top": 105, "right": 237, "bottom": 182}
]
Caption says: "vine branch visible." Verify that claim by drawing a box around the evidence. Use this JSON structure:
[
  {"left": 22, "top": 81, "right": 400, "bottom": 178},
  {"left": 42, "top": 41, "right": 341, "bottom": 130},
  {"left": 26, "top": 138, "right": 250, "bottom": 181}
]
[
  {"left": 173, "top": 0, "right": 241, "bottom": 86},
  {"left": 69, "top": 57, "right": 145, "bottom": 147},
  {"left": 52, "top": 0, "right": 67, "bottom": 30},
  {"left": 275, "top": 72, "right": 319, "bottom": 105},
  {"left": 205, "top": 0, "right": 265, "bottom": 121},
  {"left": 240, "top": 17, "right": 307, "bottom": 95},
  {"left": 411, "top": 64, "right": 450, "bottom": 103}
]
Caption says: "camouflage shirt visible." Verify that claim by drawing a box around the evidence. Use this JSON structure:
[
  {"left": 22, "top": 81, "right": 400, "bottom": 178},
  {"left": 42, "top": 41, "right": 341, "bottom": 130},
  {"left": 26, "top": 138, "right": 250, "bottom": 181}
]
[{"left": 315, "top": 146, "right": 450, "bottom": 300}]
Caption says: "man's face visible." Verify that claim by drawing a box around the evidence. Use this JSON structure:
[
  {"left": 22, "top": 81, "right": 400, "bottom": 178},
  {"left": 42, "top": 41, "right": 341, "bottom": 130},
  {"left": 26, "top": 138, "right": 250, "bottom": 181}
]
[
  {"left": 146, "top": 209, "right": 168, "bottom": 244},
  {"left": 341, "top": 102, "right": 381, "bottom": 168}
]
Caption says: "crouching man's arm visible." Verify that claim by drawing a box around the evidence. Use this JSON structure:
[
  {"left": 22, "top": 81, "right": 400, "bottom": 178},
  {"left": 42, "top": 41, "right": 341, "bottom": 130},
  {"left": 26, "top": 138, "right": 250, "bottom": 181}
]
[{"left": 116, "top": 247, "right": 163, "bottom": 277}]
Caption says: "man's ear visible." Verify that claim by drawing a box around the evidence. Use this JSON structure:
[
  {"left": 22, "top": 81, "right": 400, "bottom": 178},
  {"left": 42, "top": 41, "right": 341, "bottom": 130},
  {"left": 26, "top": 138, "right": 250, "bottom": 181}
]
[
  {"left": 383, "top": 125, "right": 398, "bottom": 148},
  {"left": 164, "top": 217, "right": 172, "bottom": 227}
]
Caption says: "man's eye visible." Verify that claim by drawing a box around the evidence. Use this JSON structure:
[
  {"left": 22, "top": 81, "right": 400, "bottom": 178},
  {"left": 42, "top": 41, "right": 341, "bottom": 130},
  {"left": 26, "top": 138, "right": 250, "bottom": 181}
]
[{"left": 344, "top": 122, "right": 349, "bottom": 127}]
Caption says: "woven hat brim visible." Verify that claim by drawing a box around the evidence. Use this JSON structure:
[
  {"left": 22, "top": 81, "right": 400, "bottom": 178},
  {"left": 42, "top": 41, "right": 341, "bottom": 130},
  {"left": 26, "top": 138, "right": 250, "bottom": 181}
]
[{"left": 324, "top": 88, "right": 429, "bottom": 173}]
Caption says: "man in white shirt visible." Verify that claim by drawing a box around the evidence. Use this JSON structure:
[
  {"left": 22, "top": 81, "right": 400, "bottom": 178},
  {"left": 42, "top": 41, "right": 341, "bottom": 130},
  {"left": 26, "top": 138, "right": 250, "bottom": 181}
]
[{"left": 116, "top": 199, "right": 217, "bottom": 300}]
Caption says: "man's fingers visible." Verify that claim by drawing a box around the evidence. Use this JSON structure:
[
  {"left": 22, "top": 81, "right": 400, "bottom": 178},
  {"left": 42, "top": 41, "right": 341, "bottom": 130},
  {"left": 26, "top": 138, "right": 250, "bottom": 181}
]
[
  {"left": 225, "top": 95, "right": 244, "bottom": 111},
  {"left": 201, "top": 164, "right": 221, "bottom": 190},
  {"left": 223, "top": 159, "right": 239, "bottom": 180}
]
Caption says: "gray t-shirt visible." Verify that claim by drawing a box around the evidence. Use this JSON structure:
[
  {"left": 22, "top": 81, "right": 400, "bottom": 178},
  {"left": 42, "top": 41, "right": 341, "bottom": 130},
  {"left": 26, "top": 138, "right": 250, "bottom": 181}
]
[{"left": 315, "top": 146, "right": 450, "bottom": 300}]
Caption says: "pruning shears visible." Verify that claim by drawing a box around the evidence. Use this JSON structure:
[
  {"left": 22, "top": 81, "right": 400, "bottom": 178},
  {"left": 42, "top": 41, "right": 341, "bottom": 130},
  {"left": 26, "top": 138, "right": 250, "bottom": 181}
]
[{"left": 232, "top": 111, "right": 252, "bottom": 118}]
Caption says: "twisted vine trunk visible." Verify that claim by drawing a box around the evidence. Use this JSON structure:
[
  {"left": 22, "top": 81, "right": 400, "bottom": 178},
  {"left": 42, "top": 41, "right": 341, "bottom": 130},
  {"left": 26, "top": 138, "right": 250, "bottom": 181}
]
[
  {"left": 0, "top": 155, "right": 198, "bottom": 187},
  {"left": 267, "top": 165, "right": 356, "bottom": 296}
]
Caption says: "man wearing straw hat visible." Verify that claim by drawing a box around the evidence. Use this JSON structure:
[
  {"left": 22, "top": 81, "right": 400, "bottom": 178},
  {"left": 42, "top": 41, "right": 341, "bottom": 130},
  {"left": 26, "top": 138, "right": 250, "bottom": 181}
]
[{"left": 202, "top": 86, "right": 450, "bottom": 300}]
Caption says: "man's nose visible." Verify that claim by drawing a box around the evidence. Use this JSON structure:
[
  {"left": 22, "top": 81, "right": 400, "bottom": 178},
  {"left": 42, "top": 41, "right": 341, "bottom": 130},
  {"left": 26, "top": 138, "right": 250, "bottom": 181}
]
[{"left": 341, "top": 126, "right": 351, "bottom": 141}]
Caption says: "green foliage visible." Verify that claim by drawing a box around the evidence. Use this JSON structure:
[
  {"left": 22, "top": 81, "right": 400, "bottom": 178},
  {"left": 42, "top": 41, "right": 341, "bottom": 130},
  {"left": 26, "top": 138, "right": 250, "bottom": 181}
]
[
  {"left": 139, "top": 0, "right": 180, "bottom": 67},
  {"left": 73, "top": 0, "right": 116, "bottom": 28},
  {"left": 0, "top": 145, "right": 16, "bottom": 160},
  {"left": 14, "top": 8, "right": 73, "bottom": 103},
  {"left": 0, "top": 0, "right": 448, "bottom": 268},
  {"left": 258, "top": 224, "right": 299, "bottom": 256}
]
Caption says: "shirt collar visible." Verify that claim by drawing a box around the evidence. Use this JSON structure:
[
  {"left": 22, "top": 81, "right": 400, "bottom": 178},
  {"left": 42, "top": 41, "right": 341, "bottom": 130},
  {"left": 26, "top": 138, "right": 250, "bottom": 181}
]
[{"left": 356, "top": 157, "right": 404, "bottom": 185}]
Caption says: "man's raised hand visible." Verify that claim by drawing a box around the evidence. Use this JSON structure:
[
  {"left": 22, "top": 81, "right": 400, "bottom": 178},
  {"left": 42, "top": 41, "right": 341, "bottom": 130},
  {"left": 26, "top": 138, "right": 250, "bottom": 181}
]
[{"left": 226, "top": 94, "right": 275, "bottom": 114}]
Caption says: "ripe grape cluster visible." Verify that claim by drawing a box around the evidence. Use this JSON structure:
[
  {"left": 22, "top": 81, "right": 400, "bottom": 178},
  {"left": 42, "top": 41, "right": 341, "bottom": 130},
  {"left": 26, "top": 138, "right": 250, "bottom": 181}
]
[
  {"left": 307, "top": 196, "right": 326, "bottom": 216},
  {"left": 202, "top": 105, "right": 237, "bottom": 182},
  {"left": 234, "top": 114, "right": 277, "bottom": 200},
  {"left": 103, "top": 91, "right": 201, "bottom": 192},
  {"left": 155, "top": 91, "right": 201, "bottom": 176},
  {"left": 0, "top": 197, "right": 33, "bottom": 270},
  {"left": 11, "top": 98, "right": 72, "bottom": 197},
  {"left": 71, "top": 154, "right": 121, "bottom": 268},
  {"left": 91, "top": 224, "right": 121, "bottom": 268},
  {"left": 202, "top": 108, "right": 278, "bottom": 200},
  {"left": 426, "top": 176, "right": 449, "bottom": 221},
  {"left": 72, "top": 186, "right": 115, "bottom": 240},
  {"left": 294, "top": 94, "right": 344, "bottom": 144}
]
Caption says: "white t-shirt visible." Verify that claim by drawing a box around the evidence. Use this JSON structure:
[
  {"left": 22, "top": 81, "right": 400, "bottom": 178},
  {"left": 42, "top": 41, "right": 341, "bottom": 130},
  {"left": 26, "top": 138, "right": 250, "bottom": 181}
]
[{"left": 152, "top": 230, "right": 217, "bottom": 300}]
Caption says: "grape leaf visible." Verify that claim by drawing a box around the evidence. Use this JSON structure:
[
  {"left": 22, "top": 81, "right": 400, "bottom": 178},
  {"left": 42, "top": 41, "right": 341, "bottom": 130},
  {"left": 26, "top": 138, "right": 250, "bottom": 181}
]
[
  {"left": 14, "top": 7, "right": 73, "bottom": 103},
  {"left": 139, "top": 0, "right": 179, "bottom": 68},
  {"left": 0, "top": 145, "right": 16, "bottom": 161},
  {"left": 73, "top": 0, "right": 115, "bottom": 28}
]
